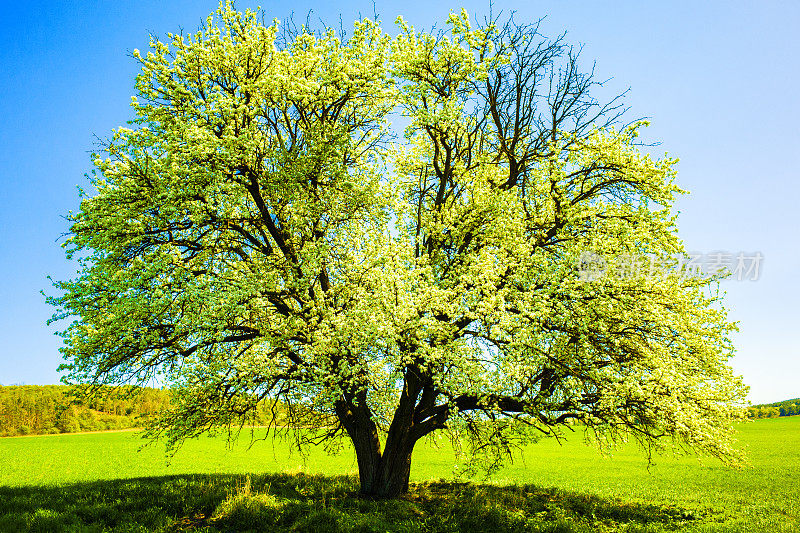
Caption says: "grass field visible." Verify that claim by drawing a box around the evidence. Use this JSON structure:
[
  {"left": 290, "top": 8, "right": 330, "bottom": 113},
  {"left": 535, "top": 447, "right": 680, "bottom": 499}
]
[{"left": 0, "top": 417, "right": 797, "bottom": 532}]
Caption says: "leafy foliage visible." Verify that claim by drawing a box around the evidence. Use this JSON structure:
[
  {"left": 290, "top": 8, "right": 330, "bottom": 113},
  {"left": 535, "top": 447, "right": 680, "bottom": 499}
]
[{"left": 49, "top": 3, "right": 748, "bottom": 496}]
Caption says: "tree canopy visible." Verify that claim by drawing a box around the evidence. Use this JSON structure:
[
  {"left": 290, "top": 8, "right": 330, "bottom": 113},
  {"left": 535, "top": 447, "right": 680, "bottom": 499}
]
[{"left": 50, "top": 3, "right": 748, "bottom": 498}]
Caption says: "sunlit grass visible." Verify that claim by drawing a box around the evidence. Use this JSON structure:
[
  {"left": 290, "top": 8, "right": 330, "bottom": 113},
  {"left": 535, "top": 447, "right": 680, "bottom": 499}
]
[{"left": 0, "top": 417, "right": 797, "bottom": 531}]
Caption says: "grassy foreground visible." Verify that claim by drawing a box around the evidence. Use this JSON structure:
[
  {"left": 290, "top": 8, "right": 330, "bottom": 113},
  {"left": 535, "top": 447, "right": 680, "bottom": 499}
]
[{"left": 0, "top": 417, "right": 797, "bottom": 532}]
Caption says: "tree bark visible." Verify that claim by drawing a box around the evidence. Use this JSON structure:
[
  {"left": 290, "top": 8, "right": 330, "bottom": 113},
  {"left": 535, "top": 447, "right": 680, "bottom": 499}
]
[
  {"left": 338, "top": 393, "right": 420, "bottom": 498},
  {"left": 350, "top": 421, "right": 383, "bottom": 495},
  {"left": 353, "top": 427, "right": 415, "bottom": 498},
  {"left": 335, "top": 397, "right": 383, "bottom": 495}
]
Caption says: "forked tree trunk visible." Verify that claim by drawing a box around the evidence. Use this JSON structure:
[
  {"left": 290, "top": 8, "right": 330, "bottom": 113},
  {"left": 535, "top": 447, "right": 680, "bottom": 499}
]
[
  {"left": 354, "top": 427, "right": 415, "bottom": 498},
  {"left": 339, "top": 404, "right": 418, "bottom": 497},
  {"left": 336, "top": 374, "right": 425, "bottom": 498}
]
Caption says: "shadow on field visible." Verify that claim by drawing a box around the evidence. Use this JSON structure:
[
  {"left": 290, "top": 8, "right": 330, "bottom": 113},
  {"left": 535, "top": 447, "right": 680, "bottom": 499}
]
[{"left": 0, "top": 473, "right": 702, "bottom": 532}]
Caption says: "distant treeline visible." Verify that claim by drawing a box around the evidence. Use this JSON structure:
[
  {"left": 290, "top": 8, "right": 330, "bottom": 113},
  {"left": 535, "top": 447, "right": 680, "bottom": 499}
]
[
  {"left": 0, "top": 385, "right": 171, "bottom": 437},
  {"left": 0, "top": 385, "right": 292, "bottom": 437},
  {"left": 3, "top": 384, "right": 796, "bottom": 436},
  {"left": 748, "top": 398, "right": 800, "bottom": 419}
]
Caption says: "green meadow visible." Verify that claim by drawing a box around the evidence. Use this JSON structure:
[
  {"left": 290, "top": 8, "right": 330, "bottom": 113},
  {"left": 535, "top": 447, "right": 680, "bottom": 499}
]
[{"left": 0, "top": 417, "right": 797, "bottom": 532}]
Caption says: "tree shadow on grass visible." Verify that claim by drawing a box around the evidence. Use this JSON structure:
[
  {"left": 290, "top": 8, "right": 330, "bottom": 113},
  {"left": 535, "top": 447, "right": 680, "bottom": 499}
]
[{"left": 0, "top": 473, "right": 706, "bottom": 532}]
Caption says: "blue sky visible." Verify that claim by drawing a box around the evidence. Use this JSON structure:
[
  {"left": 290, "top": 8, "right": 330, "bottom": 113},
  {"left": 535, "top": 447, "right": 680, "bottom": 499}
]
[{"left": 0, "top": 1, "right": 797, "bottom": 404}]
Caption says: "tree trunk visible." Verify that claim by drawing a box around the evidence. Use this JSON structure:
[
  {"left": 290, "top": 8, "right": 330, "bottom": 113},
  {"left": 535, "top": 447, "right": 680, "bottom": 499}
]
[
  {"left": 375, "top": 440, "right": 414, "bottom": 498},
  {"left": 350, "top": 425, "right": 382, "bottom": 495},
  {"left": 335, "top": 398, "right": 383, "bottom": 495},
  {"left": 337, "top": 369, "right": 424, "bottom": 498},
  {"left": 353, "top": 429, "right": 415, "bottom": 498},
  {"left": 340, "top": 402, "right": 417, "bottom": 498}
]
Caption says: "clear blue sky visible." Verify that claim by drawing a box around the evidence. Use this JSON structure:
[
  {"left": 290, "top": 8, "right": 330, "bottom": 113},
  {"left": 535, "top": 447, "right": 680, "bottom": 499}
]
[{"left": 0, "top": 1, "right": 797, "bottom": 404}]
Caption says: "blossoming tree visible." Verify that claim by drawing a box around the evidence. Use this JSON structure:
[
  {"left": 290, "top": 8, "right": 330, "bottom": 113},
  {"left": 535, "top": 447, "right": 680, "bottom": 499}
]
[{"left": 50, "top": 4, "right": 748, "bottom": 498}]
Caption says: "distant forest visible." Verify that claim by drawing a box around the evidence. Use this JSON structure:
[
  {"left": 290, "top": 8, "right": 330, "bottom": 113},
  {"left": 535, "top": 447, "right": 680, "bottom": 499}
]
[
  {"left": 0, "top": 385, "right": 170, "bottom": 437},
  {"left": 0, "top": 385, "right": 797, "bottom": 437},
  {"left": 0, "top": 385, "right": 288, "bottom": 437},
  {"left": 748, "top": 398, "right": 800, "bottom": 419}
]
